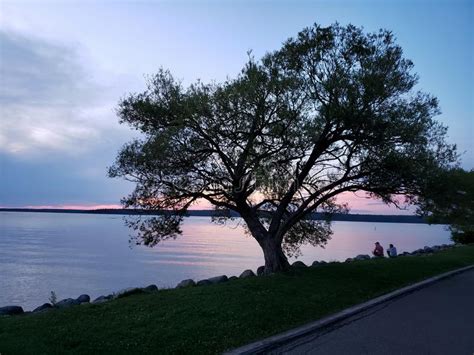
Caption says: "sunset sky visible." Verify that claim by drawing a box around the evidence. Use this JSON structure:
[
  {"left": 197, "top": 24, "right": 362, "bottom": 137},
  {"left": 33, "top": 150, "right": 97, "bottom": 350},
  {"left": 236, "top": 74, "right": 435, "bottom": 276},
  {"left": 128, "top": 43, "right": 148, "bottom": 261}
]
[{"left": 0, "top": 0, "right": 472, "bottom": 214}]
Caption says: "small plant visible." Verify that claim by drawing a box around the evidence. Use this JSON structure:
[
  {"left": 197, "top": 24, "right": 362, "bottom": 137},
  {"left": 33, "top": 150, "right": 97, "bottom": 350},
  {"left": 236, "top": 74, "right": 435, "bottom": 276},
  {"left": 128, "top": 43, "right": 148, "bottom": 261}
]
[{"left": 49, "top": 291, "right": 58, "bottom": 305}]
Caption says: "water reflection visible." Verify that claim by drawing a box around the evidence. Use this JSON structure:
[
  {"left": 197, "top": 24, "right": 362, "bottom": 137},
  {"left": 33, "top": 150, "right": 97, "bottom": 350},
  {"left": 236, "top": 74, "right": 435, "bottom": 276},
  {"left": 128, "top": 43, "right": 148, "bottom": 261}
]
[{"left": 0, "top": 212, "right": 450, "bottom": 309}]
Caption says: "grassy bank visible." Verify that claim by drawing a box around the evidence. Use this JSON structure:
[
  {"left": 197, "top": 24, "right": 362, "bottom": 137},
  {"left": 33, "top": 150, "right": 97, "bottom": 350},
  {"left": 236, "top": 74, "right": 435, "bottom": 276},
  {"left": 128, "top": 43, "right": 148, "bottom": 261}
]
[{"left": 1, "top": 245, "right": 473, "bottom": 354}]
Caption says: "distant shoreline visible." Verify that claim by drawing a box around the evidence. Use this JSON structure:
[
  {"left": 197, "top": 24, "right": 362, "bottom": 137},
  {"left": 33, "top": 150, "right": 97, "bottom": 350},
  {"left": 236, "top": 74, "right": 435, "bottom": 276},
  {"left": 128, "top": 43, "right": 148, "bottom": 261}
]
[{"left": 0, "top": 208, "right": 433, "bottom": 224}]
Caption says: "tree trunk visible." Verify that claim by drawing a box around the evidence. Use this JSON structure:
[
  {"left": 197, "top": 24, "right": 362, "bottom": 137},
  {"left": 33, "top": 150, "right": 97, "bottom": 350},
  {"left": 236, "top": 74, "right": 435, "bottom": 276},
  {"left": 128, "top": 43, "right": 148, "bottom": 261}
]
[
  {"left": 260, "top": 237, "right": 290, "bottom": 274},
  {"left": 239, "top": 209, "right": 290, "bottom": 274}
]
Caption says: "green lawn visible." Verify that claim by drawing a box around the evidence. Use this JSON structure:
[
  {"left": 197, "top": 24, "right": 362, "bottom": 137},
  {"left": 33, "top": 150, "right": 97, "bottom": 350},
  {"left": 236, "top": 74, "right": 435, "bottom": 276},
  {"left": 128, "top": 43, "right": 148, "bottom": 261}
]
[{"left": 1, "top": 245, "right": 473, "bottom": 354}]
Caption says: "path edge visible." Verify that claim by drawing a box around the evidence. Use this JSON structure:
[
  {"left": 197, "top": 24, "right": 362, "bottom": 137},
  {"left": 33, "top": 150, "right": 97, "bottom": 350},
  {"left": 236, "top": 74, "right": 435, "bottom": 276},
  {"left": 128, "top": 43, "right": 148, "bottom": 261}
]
[{"left": 225, "top": 264, "right": 474, "bottom": 355}]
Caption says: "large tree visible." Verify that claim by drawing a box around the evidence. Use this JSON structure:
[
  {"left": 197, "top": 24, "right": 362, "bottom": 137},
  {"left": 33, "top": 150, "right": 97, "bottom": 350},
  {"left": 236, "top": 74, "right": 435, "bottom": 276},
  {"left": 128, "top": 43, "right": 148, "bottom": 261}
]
[{"left": 109, "top": 23, "right": 457, "bottom": 273}]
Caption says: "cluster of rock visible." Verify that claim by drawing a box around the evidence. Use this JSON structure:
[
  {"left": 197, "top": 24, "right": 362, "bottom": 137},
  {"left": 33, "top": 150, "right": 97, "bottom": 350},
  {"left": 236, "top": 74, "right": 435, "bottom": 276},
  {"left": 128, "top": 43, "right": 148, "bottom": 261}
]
[
  {"left": 174, "top": 244, "right": 456, "bottom": 288},
  {"left": 0, "top": 243, "right": 458, "bottom": 317},
  {"left": 0, "top": 284, "right": 159, "bottom": 317},
  {"left": 343, "top": 244, "right": 455, "bottom": 263}
]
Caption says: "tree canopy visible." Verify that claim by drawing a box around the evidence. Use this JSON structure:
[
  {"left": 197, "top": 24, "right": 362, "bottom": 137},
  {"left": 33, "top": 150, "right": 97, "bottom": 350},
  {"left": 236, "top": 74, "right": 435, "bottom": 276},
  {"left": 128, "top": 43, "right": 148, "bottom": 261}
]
[
  {"left": 417, "top": 169, "right": 473, "bottom": 244},
  {"left": 109, "top": 23, "right": 457, "bottom": 272}
]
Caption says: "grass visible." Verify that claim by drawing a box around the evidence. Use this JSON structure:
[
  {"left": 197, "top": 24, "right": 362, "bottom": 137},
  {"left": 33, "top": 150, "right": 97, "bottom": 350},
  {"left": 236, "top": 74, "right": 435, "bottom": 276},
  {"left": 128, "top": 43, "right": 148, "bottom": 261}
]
[{"left": 1, "top": 245, "right": 473, "bottom": 354}]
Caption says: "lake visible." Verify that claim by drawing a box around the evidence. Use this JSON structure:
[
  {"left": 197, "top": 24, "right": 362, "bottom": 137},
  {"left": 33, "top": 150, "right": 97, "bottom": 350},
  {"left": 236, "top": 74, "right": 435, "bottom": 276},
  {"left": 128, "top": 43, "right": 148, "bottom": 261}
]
[{"left": 0, "top": 212, "right": 451, "bottom": 310}]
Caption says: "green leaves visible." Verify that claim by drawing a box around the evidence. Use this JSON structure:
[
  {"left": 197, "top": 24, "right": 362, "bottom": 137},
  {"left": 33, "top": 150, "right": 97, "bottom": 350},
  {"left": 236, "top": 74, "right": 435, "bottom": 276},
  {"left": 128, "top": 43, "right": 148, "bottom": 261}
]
[{"left": 417, "top": 169, "right": 474, "bottom": 243}]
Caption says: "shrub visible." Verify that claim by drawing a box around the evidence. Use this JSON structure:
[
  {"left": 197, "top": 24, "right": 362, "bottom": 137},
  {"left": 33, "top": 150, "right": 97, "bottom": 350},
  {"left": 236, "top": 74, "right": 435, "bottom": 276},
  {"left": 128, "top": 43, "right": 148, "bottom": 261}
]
[{"left": 451, "top": 229, "right": 474, "bottom": 244}]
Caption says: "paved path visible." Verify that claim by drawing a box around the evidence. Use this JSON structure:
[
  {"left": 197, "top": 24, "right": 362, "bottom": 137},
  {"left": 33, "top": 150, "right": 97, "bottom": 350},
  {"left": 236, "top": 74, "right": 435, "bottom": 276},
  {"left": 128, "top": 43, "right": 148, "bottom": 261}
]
[{"left": 268, "top": 269, "right": 474, "bottom": 355}]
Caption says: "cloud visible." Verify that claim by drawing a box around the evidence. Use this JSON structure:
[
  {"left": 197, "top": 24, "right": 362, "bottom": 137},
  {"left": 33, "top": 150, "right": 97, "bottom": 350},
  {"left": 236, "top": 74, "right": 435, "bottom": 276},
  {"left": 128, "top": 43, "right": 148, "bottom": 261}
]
[{"left": 0, "top": 30, "right": 121, "bottom": 155}]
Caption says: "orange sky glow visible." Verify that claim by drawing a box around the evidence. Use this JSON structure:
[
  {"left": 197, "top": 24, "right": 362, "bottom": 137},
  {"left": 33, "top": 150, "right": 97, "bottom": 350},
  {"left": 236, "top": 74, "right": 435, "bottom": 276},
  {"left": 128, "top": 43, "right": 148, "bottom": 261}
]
[{"left": 4, "top": 192, "right": 414, "bottom": 215}]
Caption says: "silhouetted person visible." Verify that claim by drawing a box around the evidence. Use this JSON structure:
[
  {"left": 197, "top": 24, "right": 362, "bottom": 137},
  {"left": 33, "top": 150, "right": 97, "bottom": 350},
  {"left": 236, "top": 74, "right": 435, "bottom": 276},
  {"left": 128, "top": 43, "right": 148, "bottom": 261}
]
[
  {"left": 373, "top": 242, "right": 384, "bottom": 257},
  {"left": 387, "top": 244, "right": 398, "bottom": 257}
]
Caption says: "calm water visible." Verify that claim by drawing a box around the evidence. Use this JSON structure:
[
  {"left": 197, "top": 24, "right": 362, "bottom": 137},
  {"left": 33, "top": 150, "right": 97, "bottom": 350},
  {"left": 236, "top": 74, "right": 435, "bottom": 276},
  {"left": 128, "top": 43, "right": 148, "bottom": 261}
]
[{"left": 0, "top": 212, "right": 451, "bottom": 310}]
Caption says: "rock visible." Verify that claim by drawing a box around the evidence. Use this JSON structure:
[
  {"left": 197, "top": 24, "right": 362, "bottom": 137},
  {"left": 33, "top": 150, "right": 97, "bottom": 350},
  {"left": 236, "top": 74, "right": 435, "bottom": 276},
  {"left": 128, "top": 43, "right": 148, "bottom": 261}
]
[
  {"left": 76, "top": 294, "right": 90, "bottom": 304},
  {"left": 176, "top": 279, "right": 196, "bottom": 288},
  {"left": 115, "top": 287, "right": 144, "bottom": 299},
  {"left": 143, "top": 284, "right": 158, "bottom": 292},
  {"left": 207, "top": 275, "right": 228, "bottom": 284},
  {"left": 228, "top": 276, "right": 238, "bottom": 281},
  {"left": 33, "top": 303, "right": 53, "bottom": 313},
  {"left": 55, "top": 298, "right": 80, "bottom": 309},
  {"left": 92, "top": 295, "right": 112, "bottom": 304},
  {"left": 345, "top": 258, "right": 354, "bottom": 263},
  {"left": 0, "top": 305, "right": 24, "bottom": 316},
  {"left": 355, "top": 254, "right": 371, "bottom": 261},
  {"left": 257, "top": 266, "right": 265, "bottom": 276},
  {"left": 311, "top": 261, "right": 320, "bottom": 267},
  {"left": 239, "top": 269, "right": 256, "bottom": 278},
  {"left": 196, "top": 279, "right": 212, "bottom": 286},
  {"left": 292, "top": 261, "right": 307, "bottom": 268}
]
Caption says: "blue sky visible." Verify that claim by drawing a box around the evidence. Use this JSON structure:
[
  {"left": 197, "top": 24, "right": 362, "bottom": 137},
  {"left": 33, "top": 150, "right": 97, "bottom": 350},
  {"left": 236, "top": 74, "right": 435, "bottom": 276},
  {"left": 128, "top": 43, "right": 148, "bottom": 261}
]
[{"left": 0, "top": 0, "right": 472, "bottom": 212}]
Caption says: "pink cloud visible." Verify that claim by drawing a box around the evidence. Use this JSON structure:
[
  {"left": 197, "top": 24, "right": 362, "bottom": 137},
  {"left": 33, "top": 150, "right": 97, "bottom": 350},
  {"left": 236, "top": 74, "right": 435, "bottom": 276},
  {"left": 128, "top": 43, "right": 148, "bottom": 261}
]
[{"left": 336, "top": 192, "right": 414, "bottom": 215}]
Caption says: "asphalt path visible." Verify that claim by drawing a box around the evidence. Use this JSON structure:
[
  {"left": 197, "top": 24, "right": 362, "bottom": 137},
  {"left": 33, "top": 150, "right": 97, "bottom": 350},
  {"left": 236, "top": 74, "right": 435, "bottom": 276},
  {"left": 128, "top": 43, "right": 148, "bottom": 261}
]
[{"left": 268, "top": 269, "right": 474, "bottom": 355}]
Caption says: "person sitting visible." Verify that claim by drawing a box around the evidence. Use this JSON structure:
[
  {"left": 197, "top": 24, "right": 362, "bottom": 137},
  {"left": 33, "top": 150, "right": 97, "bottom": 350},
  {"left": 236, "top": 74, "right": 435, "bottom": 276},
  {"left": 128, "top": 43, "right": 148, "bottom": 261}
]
[
  {"left": 387, "top": 244, "right": 398, "bottom": 258},
  {"left": 373, "top": 242, "right": 384, "bottom": 257}
]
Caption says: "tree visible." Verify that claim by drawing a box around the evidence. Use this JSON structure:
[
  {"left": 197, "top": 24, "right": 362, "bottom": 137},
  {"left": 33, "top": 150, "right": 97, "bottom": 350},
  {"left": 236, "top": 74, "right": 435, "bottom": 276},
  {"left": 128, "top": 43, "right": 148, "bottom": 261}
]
[
  {"left": 109, "top": 23, "right": 457, "bottom": 273},
  {"left": 417, "top": 169, "right": 473, "bottom": 244}
]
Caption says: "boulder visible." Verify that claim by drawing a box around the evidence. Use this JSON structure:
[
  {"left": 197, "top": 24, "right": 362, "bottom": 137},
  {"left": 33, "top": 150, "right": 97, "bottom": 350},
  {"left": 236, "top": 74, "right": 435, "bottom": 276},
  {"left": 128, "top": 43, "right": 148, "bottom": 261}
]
[
  {"left": 92, "top": 295, "right": 113, "bottom": 304},
  {"left": 33, "top": 303, "right": 53, "bottom": 313},
  {"left": 292, "top": 261, "right": 307, "bottom": 268},
  {"left": 176, "top": 279, "right": 196, "bottom": 288},
  {"left": 207, "top": 275, "right": 228, "bottom": 284},
  {"left": 197, "top": 279, "right": 212, "bottom": 286},
  {"left": 239, "top": 269, "right": 256, "bottom": 278},
  {"left": 0, "top": 305, "right": 24, "bottom": 316},
  {"left": 76, "top": 294, "right": 90, "bottom": 304},
  {"left": 355, "top": 254, "right": 371, "bottom": 261},
  {"left": 55, "top": 298, "right": 80, "bottom": 309},
  {"left": 143, "top": 284, "right": 158, "bottom": 292},
  {"left": 257, "top": 266, "right": 265, "bottom": 276}
]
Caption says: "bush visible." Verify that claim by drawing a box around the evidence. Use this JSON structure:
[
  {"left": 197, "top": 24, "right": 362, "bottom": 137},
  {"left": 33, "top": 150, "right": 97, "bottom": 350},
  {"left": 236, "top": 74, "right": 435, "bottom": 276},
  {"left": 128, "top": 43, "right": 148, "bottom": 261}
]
[{"left": 451, "top": 229, "right": 474, "bottom": 244}]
